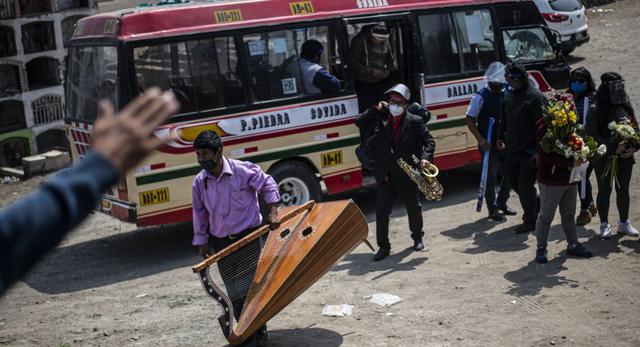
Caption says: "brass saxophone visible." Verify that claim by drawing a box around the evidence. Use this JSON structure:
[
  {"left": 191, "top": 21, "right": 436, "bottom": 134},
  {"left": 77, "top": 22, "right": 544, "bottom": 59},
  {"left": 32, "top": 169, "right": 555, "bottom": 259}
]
[{"left": 397, "top": 155, "right": 444, "bottom": 201}]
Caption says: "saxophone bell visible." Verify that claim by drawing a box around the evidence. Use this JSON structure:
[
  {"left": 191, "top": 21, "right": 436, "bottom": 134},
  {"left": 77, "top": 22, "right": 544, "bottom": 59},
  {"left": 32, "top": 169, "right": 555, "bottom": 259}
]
[{"left": 397, "top": 155, "right": 444, "bottom": 201}]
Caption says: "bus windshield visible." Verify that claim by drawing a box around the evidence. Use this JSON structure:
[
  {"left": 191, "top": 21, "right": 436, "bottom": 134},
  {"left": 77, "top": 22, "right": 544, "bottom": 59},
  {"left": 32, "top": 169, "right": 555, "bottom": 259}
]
[
  {"left": 66, "top": 45, "right": 118, "bottom": 122},
  {"left": 502, "top": 27, "right": 556, "bottom": 64}
]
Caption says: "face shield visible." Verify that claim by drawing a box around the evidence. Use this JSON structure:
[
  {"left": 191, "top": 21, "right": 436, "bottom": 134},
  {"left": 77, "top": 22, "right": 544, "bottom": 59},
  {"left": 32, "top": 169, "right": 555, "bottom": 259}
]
[
  {"left": 607, "top": 79, "right": 629, "bottom": 106},
  {"left": 484, "top": 62, "right": 506, "bottom": 84}
]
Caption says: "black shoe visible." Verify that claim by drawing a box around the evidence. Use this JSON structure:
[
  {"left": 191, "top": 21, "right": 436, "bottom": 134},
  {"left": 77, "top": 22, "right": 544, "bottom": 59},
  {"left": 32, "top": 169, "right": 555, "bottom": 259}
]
[
  {"left": 514, "top": 223, "right": 535, "bottom": 234},
  {"left": 373, "top": 248, "right": 390, "bottom": 261},
  {"left": 413, "top": 241, "right": 425, "bottom": 251},
  {"left": 566, "top": 243, "right": 593, "bottom": 258},
  {"left": 498, "top": 204, "right": 517, "bottom": 216},
  {"left": 488, "top": 210, "right": 506, "bottom": 222},
  {"left": 535, "top": 247, "right": 548, "bottom": 264}
]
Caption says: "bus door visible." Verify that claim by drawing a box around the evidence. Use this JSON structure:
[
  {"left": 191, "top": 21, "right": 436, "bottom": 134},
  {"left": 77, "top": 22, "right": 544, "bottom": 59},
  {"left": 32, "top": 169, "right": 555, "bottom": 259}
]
[{"left": 342, "top": 13, "right": 422, "bottom": 112}]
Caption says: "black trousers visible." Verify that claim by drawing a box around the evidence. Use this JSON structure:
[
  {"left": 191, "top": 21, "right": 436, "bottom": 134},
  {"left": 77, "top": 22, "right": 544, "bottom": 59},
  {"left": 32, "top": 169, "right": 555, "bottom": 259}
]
[
  {"left": 375, "top": 180, "right": 424, "bottom": 250},
  {"left": 577, "top": 165, "right": 594, "bottom": 210},
  {"left": 482, "top": 149, "right": 511, "bottom": 212},
  {"left": 594, "top": 161, "right": 634, "bottom": 223},
  {"left": 505, "top": 152, "right": 539, "bottom": 225},
  {"left": 209, "top": 228, "right": 267, "bottom": 336}
]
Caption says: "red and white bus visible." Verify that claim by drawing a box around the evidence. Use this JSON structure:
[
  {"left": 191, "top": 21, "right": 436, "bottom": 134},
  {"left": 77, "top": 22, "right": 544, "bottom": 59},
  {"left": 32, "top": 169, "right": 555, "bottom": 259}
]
[{"left": 65, "top": 0, "right": 568, "bottom": 226}]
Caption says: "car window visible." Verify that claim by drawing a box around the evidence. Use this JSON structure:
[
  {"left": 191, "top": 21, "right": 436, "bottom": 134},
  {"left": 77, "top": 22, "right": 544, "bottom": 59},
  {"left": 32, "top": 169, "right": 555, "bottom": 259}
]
[
  {"left": 548, "top": 0, "right": 582, "bottom": 12},
  {"left": 502, "top": 27, "right": 555, "bottom": 63}
]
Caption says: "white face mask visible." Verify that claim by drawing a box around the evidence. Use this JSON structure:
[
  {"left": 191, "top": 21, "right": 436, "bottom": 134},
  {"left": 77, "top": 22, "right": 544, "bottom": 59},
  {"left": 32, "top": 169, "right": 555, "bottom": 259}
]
[{"left": 388, "top": 104, "right": 404, "bottom": 117}]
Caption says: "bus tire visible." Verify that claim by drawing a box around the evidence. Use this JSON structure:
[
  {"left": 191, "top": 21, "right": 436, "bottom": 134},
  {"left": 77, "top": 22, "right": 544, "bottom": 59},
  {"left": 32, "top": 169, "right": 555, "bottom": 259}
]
[{"left": 269, "top": 161, "right": 321, "bottom": 206}]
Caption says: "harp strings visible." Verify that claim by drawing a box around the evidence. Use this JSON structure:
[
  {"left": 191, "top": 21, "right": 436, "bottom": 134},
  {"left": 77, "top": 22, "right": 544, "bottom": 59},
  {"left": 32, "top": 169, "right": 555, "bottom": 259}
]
[{"left": 208, "top": 234, "right": 265, "bottom": 307}]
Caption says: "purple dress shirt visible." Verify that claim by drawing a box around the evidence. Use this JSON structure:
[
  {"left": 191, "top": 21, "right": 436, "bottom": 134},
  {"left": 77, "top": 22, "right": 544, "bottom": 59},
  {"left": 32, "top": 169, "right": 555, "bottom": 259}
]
[{"left": 192, "top": 157, "right": 280, "bottom": 245}]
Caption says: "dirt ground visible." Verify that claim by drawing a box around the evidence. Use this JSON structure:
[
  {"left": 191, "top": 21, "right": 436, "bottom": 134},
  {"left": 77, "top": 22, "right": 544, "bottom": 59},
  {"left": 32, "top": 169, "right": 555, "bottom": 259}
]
[{"left": 2, "top": 1, "right": 640, "bottom": 346}]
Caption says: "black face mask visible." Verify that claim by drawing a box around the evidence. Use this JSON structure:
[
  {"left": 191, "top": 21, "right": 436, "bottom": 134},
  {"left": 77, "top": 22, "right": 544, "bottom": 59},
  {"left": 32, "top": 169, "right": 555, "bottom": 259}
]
[{"left": 198, "top": 158, "right": 217, "bottom": 172}]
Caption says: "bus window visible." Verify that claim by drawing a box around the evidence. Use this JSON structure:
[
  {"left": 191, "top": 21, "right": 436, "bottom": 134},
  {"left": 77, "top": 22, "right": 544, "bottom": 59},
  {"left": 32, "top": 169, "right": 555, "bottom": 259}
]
[
  {"left": 451, "top": 10, "right": 497, "bottom": 72},
  {"left": 186, "top": 36, "right": 244, "bottom": 110},
  {"left": 66, "top": 46, "right": 117, "bottom": 122},
  {"left": 134, "top": 42, "right": 196, "bottom": 114},
  {"left": 418, "top": 13, "right": 460, "bottom": 77},
  {"left": 419, "top": 9, "right": 497, "bottom": 78},
  {"left": 502, "top": 27, "right": 555, "bottom": 63},
  {"left": 242, "top": 25, "right": 337, "bottom": 101}
]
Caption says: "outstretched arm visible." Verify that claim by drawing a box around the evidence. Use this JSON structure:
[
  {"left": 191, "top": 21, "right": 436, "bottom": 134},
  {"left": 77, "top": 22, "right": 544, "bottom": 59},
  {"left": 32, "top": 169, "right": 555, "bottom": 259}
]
[{"left": 0, "top": 88, "right": 178, "bottom": 296}]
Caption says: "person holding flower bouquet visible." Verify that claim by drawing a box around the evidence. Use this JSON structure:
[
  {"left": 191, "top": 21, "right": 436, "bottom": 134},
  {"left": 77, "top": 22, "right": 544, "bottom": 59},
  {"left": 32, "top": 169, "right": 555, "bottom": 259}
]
[
  {"left": 533, "top": 96, "right": 598, "bottom": 263},
  {"left": 587, "top": 72, "right": 640, "bottom": 239},
  {"left": 568, "top": 67, "right": 599, "bottom": 226}
]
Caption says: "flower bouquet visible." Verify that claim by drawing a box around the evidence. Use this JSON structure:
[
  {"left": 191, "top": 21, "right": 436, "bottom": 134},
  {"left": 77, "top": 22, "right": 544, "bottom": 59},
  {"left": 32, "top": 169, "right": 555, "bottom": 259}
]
[
  {"left": 540, "top": 94, "right": 606, "bottom": 182},
  {"left": 603, "top": 117, "right": 640, "bottom": 187}
]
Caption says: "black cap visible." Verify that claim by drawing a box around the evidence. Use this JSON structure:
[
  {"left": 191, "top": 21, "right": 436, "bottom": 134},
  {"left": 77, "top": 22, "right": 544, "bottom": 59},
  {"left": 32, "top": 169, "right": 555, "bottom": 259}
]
[{"left": 505, "top": 61, "right": 527, "bottom": 80}]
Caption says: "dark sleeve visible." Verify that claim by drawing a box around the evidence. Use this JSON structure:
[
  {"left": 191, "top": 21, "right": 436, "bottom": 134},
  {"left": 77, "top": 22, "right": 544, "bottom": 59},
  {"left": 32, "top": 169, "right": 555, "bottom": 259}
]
[
  {"left": 0, "top": 152, "right": 119, "bottom": 296},
  {"left": 312, "top": 68, "right": 341, "bottom": 93},
  {"left": 587, "top": 107, "right": 616, "bottom": 156},
  {"left": 531, "top": 94, "right": 545, "bottom": 123},
  {"left": 355, "top": 106, "right": 382, "bottom": 129},
  {"left": 497, "top": 100, "right": 507, "bottom": 141},
  {"left": 419, "top": 121, "right": 436, "bottom": 163}
]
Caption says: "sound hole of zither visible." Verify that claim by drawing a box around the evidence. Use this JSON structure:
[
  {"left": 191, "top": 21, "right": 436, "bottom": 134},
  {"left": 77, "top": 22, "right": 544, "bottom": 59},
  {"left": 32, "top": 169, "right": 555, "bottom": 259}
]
[
  {"left": 301, "top": 226, "right": 313, "bottom": 237},
  {"left": 280, "top": 228, "right": 290, "bottom": 238}
]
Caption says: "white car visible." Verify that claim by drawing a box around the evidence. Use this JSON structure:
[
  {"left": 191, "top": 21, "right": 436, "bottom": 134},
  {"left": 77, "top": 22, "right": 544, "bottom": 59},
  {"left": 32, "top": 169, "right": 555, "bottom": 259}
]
[{"left": 533, "top": 0, "right": 589, "bottom": 55}]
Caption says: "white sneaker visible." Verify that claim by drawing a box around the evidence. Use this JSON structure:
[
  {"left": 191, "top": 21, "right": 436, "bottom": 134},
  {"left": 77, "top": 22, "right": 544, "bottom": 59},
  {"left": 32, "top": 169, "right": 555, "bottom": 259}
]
[
  {"left": 600, "top": 223, "right": 612, "bottom": 239},
  {"left": 618, "top": 220, "right": 639, "bottom": 237}
]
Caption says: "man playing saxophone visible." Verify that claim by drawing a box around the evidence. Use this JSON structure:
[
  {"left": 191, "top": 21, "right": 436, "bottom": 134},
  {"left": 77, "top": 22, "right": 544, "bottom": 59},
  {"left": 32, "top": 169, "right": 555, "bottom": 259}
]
[{"left": 356, "top": 84, "right": 436, "bottom": 261}]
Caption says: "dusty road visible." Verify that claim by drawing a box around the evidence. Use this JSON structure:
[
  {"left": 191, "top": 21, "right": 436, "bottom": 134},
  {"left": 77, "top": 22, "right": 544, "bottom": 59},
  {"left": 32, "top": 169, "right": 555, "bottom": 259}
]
[{"left": 2, "top": 1, "right": 640, "bottom": 346}]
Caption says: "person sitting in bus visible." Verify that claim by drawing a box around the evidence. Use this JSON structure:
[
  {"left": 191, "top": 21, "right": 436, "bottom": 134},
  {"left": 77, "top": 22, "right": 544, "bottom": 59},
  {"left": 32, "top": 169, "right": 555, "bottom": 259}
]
[
  {"left": 286, "top": 39, "right": 341, "bottom": 95},
  {"left": 350, "top": 24, "right": 397, "bottom": 112}
]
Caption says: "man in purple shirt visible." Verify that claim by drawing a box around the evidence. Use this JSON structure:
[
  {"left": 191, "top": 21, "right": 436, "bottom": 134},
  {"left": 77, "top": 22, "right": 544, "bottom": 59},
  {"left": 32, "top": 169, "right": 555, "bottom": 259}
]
[{"left": 191, "top": 130, "right": 280, "bottom": 346}]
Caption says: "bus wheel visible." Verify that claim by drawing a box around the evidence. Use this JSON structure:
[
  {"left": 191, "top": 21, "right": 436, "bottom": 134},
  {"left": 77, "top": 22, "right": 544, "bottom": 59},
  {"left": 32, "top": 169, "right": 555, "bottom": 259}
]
[{"left": 269, "top": 161, "right": 321, "bottom": 206}]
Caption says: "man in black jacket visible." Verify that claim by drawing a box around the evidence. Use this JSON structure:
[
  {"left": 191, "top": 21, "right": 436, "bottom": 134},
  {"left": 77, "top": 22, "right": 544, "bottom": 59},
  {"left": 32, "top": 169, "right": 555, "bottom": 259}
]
[
  {"left": 497, "top": 62, "right": 546, "bottom": 234},
  {"left": 356, "top": 84, "right": 436, "bottom": 261}
]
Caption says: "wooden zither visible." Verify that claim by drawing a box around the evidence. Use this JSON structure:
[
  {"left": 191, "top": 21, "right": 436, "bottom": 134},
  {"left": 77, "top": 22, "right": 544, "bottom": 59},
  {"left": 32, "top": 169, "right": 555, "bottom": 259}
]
[{"left": 192, "top": 200, "right": 369, "bottom": 345}]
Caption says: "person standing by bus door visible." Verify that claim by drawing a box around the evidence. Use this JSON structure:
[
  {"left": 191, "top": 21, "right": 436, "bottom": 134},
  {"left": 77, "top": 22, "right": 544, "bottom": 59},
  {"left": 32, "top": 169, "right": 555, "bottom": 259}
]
[
  {"left": 465, "top": 61, "right": 516, "bottom": 222},
  {"left": 350, "top": 24, "right": 398, "bottom": 112},
  {"left": 358, "top": 84, "right": 435, "bottom": 261},
  {"left": 497, "top": 62, "right": 546, "bottom": 234}
]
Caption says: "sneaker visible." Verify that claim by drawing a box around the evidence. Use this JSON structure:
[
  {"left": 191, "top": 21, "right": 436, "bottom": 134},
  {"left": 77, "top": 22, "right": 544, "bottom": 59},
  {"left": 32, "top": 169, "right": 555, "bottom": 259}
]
[
  {"left": 488, "top": 210, "right": 506, "bottom": 222},
  {"left": 535, "top": 247, "right": 548, "bottom": 264},
  {"left": 566, "top": 243, "right": 593, "bottom": 258},
  {"left": 618, "top": 220, "right": 639, "bottom": 237},
  {"left": 413, "top": 241, "right": 425, "bottom": 251},
  {"left": 514, "top": 223, "right": 535, "bottom": 234},
  {"left": 498, "top": 204, "right": 517, "bottom": 216},
  {"left": 373, "top": 248, "right": 390, "bottom": 261},
  {"left": 588, "top": 203, "right": 598, "bottom": 216},
  {"left": 576, "top": 209, "right": 592, "bottom": 226},
  {"left": 600, "top": 223, "right": 612, "bottom": 239}
]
